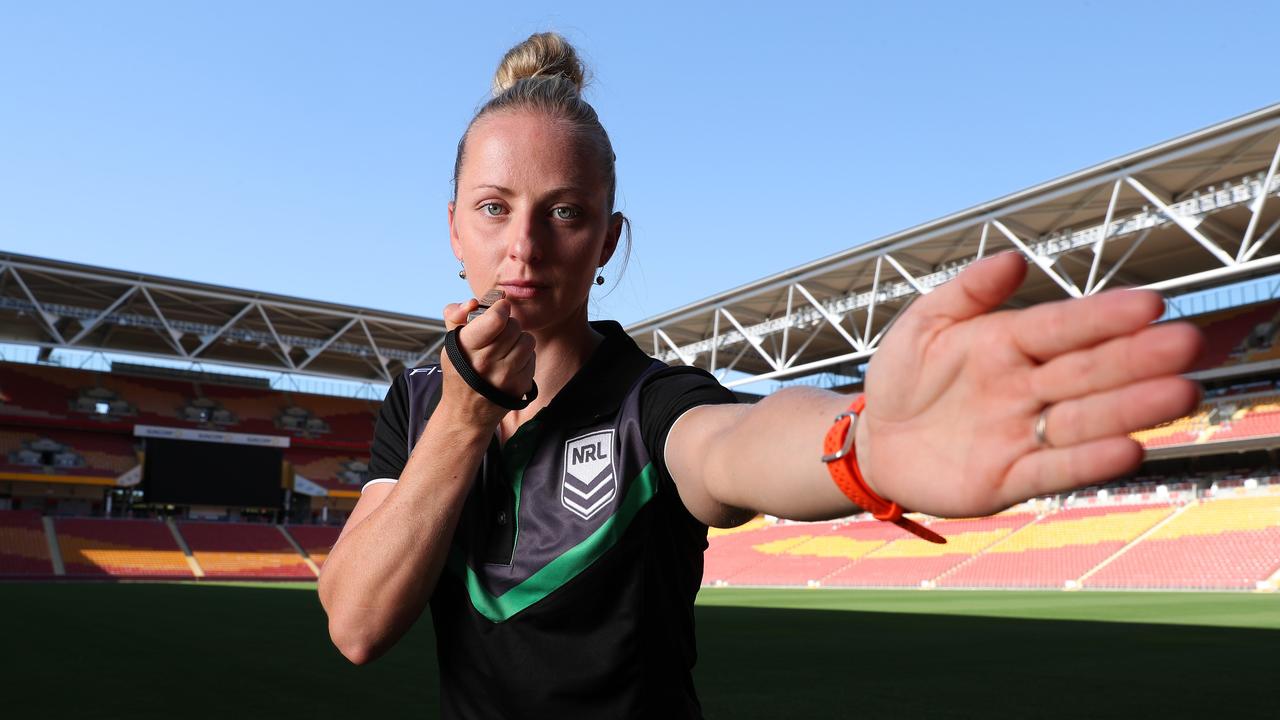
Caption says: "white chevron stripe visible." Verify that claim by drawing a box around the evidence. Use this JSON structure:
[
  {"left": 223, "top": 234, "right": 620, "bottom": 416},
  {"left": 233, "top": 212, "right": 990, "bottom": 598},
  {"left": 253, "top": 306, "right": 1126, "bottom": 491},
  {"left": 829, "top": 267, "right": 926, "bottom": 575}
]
[
  {"left": 563, "top": 489, "right": 615, "bottom": 519},
  {"left": 564, "top": 473, "right": 614, "bottom": 500}
]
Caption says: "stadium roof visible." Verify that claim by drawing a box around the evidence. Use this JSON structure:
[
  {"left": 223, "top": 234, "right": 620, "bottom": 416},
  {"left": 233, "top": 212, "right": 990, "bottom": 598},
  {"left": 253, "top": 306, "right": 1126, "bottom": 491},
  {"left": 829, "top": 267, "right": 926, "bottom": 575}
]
[
  {"left": 4, "top": 103, "right": 1280, "bottom": 387},
  {"left": 625, "top": 103, "right": 1280, "bottom": 387},
  {"left": 0, "top": 251, "right": 445, "bottom": 383}
]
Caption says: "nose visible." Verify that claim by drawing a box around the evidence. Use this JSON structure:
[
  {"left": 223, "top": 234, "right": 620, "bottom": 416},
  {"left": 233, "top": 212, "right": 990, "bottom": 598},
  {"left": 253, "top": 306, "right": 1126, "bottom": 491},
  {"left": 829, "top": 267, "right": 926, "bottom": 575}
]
[{"left": 506, "top": 207, "right": 543, "bottom": 264}]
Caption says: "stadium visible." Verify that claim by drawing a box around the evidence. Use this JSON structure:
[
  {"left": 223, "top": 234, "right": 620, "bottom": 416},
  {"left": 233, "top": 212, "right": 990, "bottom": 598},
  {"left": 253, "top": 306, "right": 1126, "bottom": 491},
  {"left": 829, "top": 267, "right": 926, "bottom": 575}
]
[{"left": 4, "top": 102, "right": 1280, "bottom": 717}]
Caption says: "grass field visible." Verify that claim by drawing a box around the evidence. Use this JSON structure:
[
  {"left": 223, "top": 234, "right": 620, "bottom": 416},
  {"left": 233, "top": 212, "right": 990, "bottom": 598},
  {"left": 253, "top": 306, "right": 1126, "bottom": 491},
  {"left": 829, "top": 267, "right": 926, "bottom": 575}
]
[{"left": 3, "top": 582, "right": 1276, "bottom": 719}]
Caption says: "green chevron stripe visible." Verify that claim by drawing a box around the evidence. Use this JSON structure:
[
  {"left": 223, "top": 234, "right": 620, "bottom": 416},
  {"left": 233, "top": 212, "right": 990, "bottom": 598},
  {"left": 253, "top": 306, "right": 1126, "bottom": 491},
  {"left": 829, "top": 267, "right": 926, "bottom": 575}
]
[{"left": 450, "top": 463, "right": 657, "bottom": 623}]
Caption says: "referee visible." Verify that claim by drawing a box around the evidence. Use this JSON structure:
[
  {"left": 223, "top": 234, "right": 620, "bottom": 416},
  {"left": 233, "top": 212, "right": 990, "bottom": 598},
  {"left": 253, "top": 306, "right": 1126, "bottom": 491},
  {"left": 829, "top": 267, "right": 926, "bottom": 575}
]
[{"left": 317, "top": 32, "right": 1203, "bottom": 719}]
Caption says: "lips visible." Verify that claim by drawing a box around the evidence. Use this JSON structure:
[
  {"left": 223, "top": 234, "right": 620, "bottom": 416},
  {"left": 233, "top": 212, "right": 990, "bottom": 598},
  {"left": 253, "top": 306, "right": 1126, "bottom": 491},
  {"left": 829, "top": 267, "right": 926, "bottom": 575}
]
[{"left": 498, "top": 280, "right": 548, "bottom": 299}]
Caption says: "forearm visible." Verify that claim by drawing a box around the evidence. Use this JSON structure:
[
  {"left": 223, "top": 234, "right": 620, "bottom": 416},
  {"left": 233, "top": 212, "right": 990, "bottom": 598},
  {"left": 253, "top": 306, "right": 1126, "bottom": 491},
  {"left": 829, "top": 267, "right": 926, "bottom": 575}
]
[
  {"left": 318, "top": 402, "right": 490, "bottom": 663},
  {"left": 707, "top": 387, "right": 867, "bottom": 522}
]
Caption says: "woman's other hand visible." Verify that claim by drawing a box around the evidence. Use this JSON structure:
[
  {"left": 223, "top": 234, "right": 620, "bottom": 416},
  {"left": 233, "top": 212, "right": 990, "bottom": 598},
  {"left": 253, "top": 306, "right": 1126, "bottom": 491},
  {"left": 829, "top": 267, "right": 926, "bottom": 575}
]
[{"left": 856, "top": 252, "right": 1203, "bottom": 517}]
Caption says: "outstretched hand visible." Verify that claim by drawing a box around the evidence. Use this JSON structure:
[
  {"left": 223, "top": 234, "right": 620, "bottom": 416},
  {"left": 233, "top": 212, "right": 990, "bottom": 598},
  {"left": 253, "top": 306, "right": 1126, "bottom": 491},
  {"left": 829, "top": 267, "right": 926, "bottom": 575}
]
[{"left": 856, "top": 252, "right": 1203, "bottom": 518}]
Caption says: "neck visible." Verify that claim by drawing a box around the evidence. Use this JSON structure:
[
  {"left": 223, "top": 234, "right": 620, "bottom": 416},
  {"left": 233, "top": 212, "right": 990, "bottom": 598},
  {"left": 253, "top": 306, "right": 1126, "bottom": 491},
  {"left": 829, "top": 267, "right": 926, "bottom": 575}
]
[{"left": 498, "top": 302, "right": 603, "bottom": 441}]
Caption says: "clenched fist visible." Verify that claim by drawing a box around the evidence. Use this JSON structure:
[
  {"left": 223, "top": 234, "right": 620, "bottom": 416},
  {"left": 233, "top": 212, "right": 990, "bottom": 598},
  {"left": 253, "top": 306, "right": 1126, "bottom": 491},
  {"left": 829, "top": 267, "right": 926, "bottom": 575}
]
[{"left": 440, "top": 292, "right": 537, "bottom": 427}]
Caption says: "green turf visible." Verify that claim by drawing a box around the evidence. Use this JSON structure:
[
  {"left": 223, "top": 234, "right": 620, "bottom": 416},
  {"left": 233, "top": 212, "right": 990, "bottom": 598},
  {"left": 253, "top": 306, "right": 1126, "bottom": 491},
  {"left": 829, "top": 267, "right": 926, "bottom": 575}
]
[{"left": 2, "top": 582, "right": 1275, "bottom": 718}]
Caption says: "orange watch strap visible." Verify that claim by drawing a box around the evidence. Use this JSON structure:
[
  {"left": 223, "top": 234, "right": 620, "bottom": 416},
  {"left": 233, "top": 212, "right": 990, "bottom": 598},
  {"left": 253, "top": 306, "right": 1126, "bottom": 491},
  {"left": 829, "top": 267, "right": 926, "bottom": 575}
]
[{"left": 823, "top": 395, "right": 946, "bottom": 545}]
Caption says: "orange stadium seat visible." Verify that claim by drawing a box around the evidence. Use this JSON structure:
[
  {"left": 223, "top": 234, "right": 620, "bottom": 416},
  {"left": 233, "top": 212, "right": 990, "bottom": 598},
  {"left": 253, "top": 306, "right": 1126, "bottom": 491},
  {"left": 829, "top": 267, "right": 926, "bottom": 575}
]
[
  {"left": 178, "top": 521, "right": 315, "bottom": 579},
  {"left": 701, "top": 521, "right": 821, "bottom": 584},
  {"left": 823, "top": 511, "right": 1038, "bottom": 587},
  {"left": 55, "top": 517, "right": 193, "bottom": 577},
  {"left": 934, "top": 504, "right": 1176, "bottom": 588},
  {"left": 722, "top": 519, "right": 906, "bottom": 587},
  {"left": 1084, "top": 494, "right": 1280, "bottom": 589}
]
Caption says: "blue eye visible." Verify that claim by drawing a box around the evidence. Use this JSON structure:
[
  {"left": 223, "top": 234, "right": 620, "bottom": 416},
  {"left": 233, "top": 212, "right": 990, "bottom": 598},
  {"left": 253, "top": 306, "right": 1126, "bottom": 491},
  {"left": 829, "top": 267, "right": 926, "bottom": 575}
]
[
  {"left": 482, "top": 203, "right": 504, "bottom": 216},
  {"left": 552, "top": 206, "right": 580, "bottom": 220}
]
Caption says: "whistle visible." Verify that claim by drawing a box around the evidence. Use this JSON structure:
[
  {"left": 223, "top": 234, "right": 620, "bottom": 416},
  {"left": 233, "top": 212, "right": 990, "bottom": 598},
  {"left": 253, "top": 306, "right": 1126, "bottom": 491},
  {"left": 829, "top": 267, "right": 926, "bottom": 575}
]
[{"left": 467, "top": 289, "right": 505, "bottom": 323}]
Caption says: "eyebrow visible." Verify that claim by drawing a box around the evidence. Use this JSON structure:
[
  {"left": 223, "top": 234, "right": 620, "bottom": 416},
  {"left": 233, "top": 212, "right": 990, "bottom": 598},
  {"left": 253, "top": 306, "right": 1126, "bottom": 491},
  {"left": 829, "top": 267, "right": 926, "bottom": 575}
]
[{"left": 470, "top": 184, "right": 588, "bottom": 197}]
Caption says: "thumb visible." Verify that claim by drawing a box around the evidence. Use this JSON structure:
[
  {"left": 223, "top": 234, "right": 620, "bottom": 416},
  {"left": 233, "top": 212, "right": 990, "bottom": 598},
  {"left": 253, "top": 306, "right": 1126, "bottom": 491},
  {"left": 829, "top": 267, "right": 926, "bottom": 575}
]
[
  {"left": 442, "top": 299, "right": 479, "bottom": 332},
  {"left": 911, "top": 251, "right": 1027, "bottom": 323}
]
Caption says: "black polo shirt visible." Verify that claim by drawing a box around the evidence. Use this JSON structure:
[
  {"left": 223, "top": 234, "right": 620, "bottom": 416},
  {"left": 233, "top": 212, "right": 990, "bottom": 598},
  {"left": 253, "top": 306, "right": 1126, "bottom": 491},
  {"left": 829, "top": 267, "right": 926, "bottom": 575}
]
[{"left": 366, "top": 320, "right": 737, "bottom": 719}]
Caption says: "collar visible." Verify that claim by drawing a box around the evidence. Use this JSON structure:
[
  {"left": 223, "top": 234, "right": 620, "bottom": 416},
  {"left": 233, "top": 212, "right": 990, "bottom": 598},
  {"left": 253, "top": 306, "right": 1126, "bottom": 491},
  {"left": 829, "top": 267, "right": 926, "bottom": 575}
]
[{"left": 537, "top": 320, "right": 658, "bottom": 427}]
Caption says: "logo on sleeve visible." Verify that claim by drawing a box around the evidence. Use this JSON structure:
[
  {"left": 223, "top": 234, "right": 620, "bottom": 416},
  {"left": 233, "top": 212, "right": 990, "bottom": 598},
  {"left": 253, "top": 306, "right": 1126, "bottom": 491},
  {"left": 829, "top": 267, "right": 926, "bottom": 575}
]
[{"left": 561, "top": 430, "right": 617, "bottom": 520}]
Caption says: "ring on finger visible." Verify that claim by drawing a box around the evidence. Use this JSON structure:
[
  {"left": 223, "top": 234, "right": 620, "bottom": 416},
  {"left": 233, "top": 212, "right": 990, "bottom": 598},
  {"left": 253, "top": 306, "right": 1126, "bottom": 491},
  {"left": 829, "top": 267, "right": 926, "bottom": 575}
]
[{"left": 1034, "top": 405, "right": 1053, "bottom": 449}]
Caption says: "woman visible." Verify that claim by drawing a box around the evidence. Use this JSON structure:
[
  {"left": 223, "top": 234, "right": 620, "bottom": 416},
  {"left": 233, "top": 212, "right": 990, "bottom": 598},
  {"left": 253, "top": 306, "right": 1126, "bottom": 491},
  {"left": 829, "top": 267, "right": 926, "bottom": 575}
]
[{"left": 317, "top": 33, "right": 1202, "bottom": 718}]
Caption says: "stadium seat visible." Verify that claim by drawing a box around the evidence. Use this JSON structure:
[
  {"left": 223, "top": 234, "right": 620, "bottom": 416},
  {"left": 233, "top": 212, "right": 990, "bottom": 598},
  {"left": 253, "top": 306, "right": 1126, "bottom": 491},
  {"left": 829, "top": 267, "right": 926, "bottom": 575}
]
[
  {"left": 55, "top": 517, "right": 193, "bottom": 577},
  {"left": 0, "top": 509, "right": 54, "bottom": 577},
  {"left": 935, "top": 504, "right": 1176, "bottom": 588},
  {"left": 177, "top": 521, "right": 315, "bottom": 579},
  {"left": 1085, "top": 495, "right": 1280, "bottom": 589}
]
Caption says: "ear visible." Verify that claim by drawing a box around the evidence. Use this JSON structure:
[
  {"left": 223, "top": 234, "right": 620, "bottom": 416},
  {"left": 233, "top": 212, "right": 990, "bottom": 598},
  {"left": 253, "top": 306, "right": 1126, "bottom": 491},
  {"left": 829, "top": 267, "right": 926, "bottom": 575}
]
[
  {"left": 448, "top": 201, "right": 463, "bottom": 261},
  {"left": 599, "top": 211, "right": 624, "bottom": 267}
]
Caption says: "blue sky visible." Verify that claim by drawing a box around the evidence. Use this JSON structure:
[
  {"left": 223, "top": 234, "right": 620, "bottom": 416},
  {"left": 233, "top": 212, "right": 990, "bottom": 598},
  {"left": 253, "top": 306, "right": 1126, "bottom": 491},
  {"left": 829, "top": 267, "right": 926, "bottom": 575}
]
[{"left": 2, "top": 1, "right": 1277, "bottom": 327}]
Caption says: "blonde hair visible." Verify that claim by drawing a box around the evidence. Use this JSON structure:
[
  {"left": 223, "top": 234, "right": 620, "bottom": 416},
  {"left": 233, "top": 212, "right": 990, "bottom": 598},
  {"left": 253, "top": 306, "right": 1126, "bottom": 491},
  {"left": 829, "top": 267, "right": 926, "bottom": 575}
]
[
  {"left": 490, "top": 32, "right": 588, "bottom": 97},
  {"left": 452, "top": 32, "right": 630, "bottom": 280}
]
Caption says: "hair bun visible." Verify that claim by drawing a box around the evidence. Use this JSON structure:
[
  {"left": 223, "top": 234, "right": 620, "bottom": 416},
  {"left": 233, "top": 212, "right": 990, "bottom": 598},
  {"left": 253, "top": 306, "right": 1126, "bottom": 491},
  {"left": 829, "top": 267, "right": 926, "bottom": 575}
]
[{"left": 492, "top": 32, "right": 588, "bottom": 96}]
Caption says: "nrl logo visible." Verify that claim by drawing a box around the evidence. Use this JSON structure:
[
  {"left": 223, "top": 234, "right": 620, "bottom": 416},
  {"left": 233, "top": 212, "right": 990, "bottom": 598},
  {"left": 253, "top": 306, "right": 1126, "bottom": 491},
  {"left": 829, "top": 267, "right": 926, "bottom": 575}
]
[{"left": 561, "top": 429, "right": 617, "bottom": 520}]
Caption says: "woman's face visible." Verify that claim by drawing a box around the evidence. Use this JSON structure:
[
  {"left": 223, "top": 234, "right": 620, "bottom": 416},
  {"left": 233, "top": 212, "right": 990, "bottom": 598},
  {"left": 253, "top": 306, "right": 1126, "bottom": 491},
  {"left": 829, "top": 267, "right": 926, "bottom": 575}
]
[{"left": 449, "top": 110, "right": 621, "bottom": 333}]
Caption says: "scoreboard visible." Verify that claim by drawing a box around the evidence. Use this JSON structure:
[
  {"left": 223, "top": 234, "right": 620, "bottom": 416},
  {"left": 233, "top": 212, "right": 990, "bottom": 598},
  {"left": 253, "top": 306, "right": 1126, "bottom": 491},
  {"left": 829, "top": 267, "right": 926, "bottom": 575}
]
[{"left": 139, "top": 428, "right": 285, "bottom": 508}]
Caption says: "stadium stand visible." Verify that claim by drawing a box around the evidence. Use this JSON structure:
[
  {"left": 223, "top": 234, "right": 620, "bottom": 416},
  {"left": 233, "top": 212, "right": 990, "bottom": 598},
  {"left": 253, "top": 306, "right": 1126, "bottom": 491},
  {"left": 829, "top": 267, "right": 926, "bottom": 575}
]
[
  {"left": 702, "top": 521, "right": 821, "bottom": 584},
  {"left": 0, "top": 509, "right": 53, "bottom": 576},
  {"left": 1129, "top": 389, "right": 1280, "bottom": 448},
  {"left": 824, "top": 511, "right": 1038, "bottom": 587},
  {"left": 0, "top": 429, "right": 136, "bottom": 478},
  {"left": 1188, "top": 301, "right": 1280, "bottom": 371},
  {"left": 0, "top": 361, "right": 376, "bottom": 444},
  {"left": 290, "top": 393, "right": 377, "bottom": 444},
  {"left": 55, "top": 517, "right": 192, "bottom": 577},
  {"left": 719, "top": 519, "right": 906, "bottom": 587},
  {"left": 284, "top": 525, "right": 342, "bottom": 569},
  {"left": 0, "top": 363, "right": 82, "bottom": 421},
  {"left": 287, "top": 448, "right": 370, "bottom": 493},
  {"left": 5, "top": 300, "right": 1280, "bottom": 588},
  {"left": 935, "top": 504, "right": 1175, "bottom": 588},
  {"left": 1084, "top": 494, "right": 1280, "bottom": 589},
  {"left": 178, "top": 521, "right": 315, "bottom": 579}
]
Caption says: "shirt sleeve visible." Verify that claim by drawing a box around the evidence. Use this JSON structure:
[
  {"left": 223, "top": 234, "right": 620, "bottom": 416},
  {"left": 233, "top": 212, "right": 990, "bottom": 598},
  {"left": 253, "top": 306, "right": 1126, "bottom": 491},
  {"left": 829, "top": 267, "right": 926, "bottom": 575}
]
[
  {"left": 364, "top": 373, "right": 410, "bottom": 492},
  {"left": 640, "top": 366, "right": 739, "bottom": 490}
]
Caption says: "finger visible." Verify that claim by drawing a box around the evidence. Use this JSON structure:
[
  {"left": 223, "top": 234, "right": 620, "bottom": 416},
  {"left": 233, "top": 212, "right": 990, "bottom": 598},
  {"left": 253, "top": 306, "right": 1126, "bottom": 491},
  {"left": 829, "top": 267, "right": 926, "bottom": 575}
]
[
  {"left": 1011, "top": 288, "right": 1165, "bottom": 363},
  {"left": 1002, "top": 436, "right": 1145, "bottom": 504},
  {"left": 460, "top": 299, "right": 512, "bottom": 347},
  {"left": 503, "top": 332, "right": 536, "bottom": 365},
  {"left": 1028, "top": 322, "right": 1203, "bottom": 404},
  {"left": 909, "top": 252, "right": 1028, "bottom": 323},
  {"left": 443, "top": 299, "right": 479, "bottom": 331},
  {"left": 1038, "top": 376, "right": 1201, "bottom": 448},
  {"left": 488, "top": 317, "right": 524, "bottom": 359}
]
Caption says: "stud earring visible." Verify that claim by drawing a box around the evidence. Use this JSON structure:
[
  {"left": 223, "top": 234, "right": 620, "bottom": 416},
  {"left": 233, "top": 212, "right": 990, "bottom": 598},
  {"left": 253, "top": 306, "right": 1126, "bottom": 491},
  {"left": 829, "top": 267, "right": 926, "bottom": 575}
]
[{"left": 595, "top": 267, "right": 605, "bottom": 286}]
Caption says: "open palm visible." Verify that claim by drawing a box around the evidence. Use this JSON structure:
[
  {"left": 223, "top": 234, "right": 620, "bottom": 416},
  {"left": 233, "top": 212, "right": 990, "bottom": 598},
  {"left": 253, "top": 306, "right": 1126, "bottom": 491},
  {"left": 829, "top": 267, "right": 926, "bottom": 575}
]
[{"left": 858, "top": 252, "right": 1203, "bottom": 518}]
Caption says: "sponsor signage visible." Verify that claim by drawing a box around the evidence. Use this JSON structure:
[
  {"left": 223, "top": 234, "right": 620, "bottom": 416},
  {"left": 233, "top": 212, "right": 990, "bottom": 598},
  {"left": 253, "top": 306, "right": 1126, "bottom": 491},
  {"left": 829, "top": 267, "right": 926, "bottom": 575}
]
[
  {"left": 292, "top": 474, "right": 329, "bottom": 497},
  {"left": 133, "top": 424, "right": 291, "bottom": 448}
]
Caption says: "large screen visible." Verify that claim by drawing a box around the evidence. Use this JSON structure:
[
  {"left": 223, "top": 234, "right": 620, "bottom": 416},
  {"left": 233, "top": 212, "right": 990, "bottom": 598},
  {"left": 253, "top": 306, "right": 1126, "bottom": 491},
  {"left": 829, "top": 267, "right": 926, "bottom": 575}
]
[{"left": 142, "top": 438, "right": 283, "bottom": 508}]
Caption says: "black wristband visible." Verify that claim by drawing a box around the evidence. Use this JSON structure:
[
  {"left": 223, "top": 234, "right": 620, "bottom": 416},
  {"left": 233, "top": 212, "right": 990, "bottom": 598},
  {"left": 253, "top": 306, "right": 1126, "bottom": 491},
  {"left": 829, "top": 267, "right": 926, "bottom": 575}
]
[{"left": 443, "top": 327, "right": 538, "bottom": 411}]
